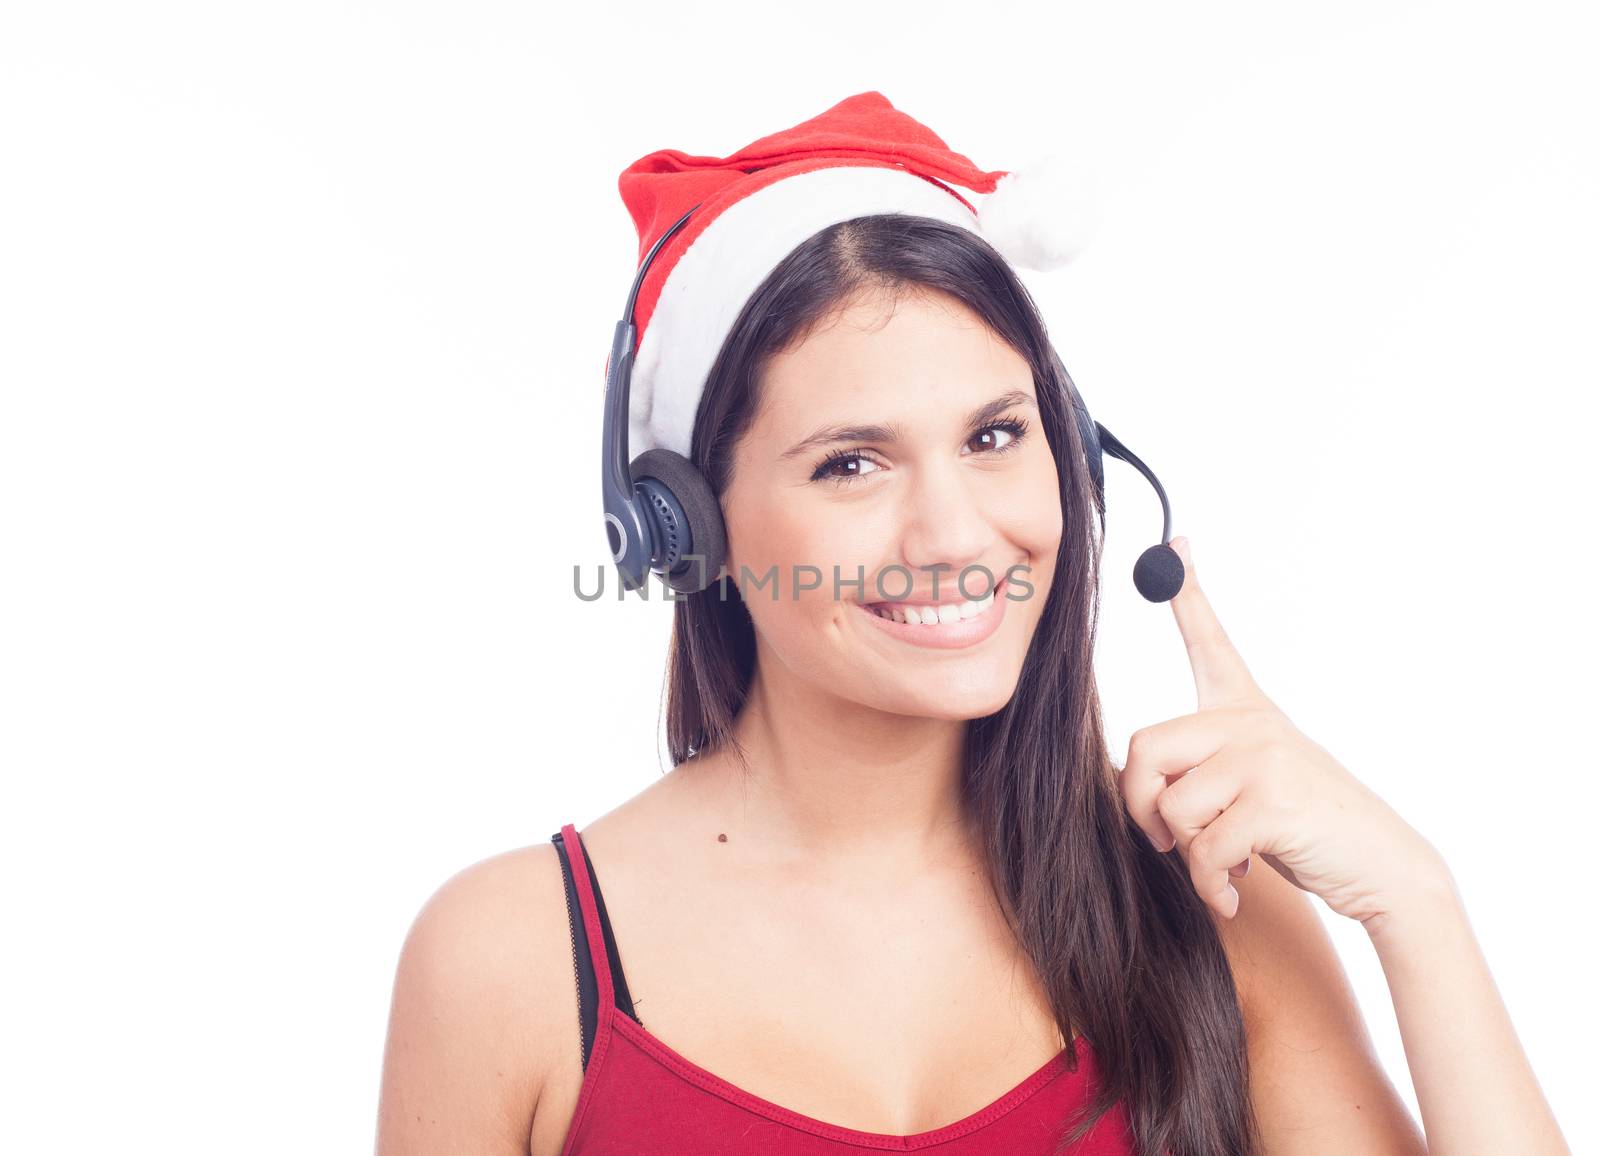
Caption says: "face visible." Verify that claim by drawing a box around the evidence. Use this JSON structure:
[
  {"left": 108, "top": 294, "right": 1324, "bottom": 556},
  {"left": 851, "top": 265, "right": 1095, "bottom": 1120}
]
[{"left": 718, "top": 287, "right": 1065, "bottom": 720}]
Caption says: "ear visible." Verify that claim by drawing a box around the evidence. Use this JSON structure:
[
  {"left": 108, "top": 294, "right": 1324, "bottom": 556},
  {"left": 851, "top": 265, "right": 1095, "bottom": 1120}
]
[{"left": 716, "top": 519, "right": 735, "bottom": 584}]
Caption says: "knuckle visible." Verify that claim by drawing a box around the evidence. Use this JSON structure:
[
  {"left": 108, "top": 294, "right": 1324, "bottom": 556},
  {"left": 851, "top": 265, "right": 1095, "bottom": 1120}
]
[
  {"left": 1257, "top": 739, "right": 1293, "bottom": 776},
  {"left": 1233, "top": 701, "right": 1276, "bottom": 730},
  {"left": 1260, "top": 707, "right": 1297, "bottom": 742},
  {"left": 1256, "top": 769, "right": 1297, "bottom": 816},
  {"left": 1125, "top": 727, "right": 1153, "bottom": 765}
]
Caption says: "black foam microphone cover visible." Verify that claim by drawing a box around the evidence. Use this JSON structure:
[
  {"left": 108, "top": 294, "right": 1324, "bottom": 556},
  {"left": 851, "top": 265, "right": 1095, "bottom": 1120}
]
[{"left": 1133, "top": 542, "right": 1186, "bottom": 603}]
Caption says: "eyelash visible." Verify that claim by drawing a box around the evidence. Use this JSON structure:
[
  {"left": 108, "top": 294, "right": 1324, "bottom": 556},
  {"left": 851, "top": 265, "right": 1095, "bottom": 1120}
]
[{"left": 808, "top": 416, "right": 1032, "bottom": 485}]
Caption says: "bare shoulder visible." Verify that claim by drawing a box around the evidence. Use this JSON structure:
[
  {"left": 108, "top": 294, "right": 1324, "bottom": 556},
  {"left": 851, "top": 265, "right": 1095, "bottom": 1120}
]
[
  {"left": 1212, "top": 855, "right": 1427, "bottom": 1155},
  {"left": 375, "top": 840, "right": 576, "bottom": 1156}
]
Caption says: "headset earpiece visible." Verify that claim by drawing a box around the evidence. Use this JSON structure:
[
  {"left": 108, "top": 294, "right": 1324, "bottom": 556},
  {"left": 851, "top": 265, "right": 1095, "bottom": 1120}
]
[
  {"left": 628, "top": 448, "right": 727, "bottom": 595},
  {"left": 1051, "top": 351, "right": 1106, "bottom": 512}
]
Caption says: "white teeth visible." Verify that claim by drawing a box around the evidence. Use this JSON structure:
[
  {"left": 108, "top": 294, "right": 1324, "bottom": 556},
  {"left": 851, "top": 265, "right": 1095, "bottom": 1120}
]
[{"left": 870, "top": 589, "right": 995, "bottom": 625}]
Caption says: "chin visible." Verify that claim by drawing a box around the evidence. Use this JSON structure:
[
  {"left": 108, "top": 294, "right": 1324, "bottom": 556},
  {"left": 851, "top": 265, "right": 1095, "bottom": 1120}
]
[{"left": 859, "top": 670, "right": 1021, "bottom": 721}]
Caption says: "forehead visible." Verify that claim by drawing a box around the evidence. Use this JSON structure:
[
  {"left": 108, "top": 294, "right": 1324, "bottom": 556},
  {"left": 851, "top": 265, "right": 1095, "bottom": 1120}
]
[{"left": 754, "top": 288, "right": 1035, "bottom": 432}]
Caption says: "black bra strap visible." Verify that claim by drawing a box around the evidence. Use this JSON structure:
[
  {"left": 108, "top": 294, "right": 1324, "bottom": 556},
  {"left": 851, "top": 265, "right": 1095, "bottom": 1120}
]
[{"left": 551, "top": 831, "right": 640, "bottom": 1071}]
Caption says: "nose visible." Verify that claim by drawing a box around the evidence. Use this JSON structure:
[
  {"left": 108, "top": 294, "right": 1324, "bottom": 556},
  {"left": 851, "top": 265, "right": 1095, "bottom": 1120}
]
[{"left": 897, "top": 458, "right": 995, "bottom": 597}]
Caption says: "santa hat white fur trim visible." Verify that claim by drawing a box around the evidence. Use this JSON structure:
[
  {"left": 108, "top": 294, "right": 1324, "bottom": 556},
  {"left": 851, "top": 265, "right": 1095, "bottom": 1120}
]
[{"left": 630, "top": 166, "right": 984, "bottom": 460}]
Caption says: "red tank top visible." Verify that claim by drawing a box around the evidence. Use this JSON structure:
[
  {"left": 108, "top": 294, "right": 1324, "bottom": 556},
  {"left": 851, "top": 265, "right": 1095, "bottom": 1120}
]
[{"left": 551, "top": 823, "right": 1137, "bottom": 1154}]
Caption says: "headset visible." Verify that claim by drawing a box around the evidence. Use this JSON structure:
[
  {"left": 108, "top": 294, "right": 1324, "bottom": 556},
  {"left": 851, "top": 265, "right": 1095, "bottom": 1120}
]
[{"left": 601, "top": 204, "right": 1187, "bottom": 604}]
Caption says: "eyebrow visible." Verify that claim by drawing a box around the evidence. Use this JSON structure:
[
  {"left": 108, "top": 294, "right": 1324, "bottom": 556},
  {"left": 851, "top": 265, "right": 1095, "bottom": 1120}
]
[{"left": 778, "top": 389, "right": 1038, "bottom": 461}]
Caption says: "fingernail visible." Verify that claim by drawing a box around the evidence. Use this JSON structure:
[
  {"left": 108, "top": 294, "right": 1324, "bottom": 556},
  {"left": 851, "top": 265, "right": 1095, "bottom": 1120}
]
[
  {"left": 1145, "top": 829, "right": 1168, "bottom": 852},
  {"left": 1224, "top": 884, "right": 1239, "bottom": 917}
]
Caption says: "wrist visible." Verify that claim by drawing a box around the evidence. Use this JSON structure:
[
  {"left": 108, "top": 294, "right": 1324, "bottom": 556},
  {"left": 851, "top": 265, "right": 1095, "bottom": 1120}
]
[{"left": 1360, "top": 847, "right": 1462, "bottom": 950}]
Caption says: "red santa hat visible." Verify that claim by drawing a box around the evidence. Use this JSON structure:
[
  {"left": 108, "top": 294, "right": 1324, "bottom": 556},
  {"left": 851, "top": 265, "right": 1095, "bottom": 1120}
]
[{"left": 614, "top": 90, "right": 1099, "bottom": 460}]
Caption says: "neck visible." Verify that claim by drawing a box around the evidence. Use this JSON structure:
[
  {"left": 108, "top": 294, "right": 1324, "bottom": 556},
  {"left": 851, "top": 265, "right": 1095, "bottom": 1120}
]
[{"left": 681, "top": 664, "right": 981, "bottom": 881}]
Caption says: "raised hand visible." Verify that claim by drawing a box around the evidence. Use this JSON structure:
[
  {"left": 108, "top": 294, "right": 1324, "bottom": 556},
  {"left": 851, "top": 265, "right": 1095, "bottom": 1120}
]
[{"left": 1117, "top": 536, "right": 1447, "bottom": 924}]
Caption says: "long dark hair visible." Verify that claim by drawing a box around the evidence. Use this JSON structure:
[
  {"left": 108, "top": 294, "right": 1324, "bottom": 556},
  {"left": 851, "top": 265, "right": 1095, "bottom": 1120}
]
[{"left": 663, "top": 213, "right": 1259, "bottom": 1156}]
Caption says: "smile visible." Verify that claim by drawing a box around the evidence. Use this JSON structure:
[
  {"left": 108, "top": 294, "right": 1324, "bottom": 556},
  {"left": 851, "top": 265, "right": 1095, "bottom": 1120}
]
[{"left": 851, "top": 576, "right": 1010, "bottom": 650}]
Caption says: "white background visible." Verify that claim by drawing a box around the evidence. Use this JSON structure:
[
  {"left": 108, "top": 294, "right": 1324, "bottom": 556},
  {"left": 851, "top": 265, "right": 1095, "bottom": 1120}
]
[{"left": 3, "top": 2, "right": 1595, "bottom": 1152}]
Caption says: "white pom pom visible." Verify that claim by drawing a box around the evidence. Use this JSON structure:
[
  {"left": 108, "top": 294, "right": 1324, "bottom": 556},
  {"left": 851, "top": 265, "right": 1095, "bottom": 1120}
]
[{"left": 978, "top": 150, "right": 1101, "bottom": 272}]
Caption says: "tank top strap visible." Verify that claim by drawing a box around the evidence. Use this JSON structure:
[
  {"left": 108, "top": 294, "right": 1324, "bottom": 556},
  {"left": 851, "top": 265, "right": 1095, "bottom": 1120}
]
[{"left": 552, "top": 823, "right": 640, "bottom": 1069}]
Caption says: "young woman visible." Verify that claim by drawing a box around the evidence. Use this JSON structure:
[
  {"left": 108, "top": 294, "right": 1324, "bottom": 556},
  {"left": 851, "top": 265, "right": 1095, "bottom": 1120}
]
[{"left": 375, "top": 94, "right": 1568, "bottom": 1156}]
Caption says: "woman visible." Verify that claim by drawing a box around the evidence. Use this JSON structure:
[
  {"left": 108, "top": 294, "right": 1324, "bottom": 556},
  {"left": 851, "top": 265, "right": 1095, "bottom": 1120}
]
[{"left": 375, "top": 93, "right": 1568, "bottom": 1155}]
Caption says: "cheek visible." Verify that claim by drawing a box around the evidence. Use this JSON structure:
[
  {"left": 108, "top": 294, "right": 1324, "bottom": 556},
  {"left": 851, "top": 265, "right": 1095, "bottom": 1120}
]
[
  {"left": 994, "top": 456, "right": 1065, "bottom": 611},
  {"left": 726, "top": 496, "right": 864, "bottom": 622},
  {"left": 1012, "top": 453, "right": 1066, "bottom": 552}
]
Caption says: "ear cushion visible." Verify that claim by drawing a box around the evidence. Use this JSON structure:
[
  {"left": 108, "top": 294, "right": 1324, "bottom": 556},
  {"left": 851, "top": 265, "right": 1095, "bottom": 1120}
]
[{"left": 628, "top": 448, "right": 727, "bottom": 594}]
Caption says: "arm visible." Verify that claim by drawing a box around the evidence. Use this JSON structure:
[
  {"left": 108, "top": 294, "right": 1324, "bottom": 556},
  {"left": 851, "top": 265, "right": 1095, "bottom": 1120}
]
[
  {"left": 1360, "top": 855, "right": 1569, "bottom": 1155},
  {"left": 1215, "top": 847, "right": 1428, "bottom": 1154},
  {"left": 1217, "top": 846, "right": 1570, "bottom": 1155},
  {"left": 1123, "top": 536, "right": 1569, "bottom": 1154},
  {"left": 374, "top": 848, "right": 554, "bottom": 1156}
]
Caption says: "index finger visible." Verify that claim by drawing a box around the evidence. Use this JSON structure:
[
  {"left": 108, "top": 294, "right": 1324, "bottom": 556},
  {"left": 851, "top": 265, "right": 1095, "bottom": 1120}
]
[{"left": 1169, "top": 537, "right": 1261, "bottom": 709}]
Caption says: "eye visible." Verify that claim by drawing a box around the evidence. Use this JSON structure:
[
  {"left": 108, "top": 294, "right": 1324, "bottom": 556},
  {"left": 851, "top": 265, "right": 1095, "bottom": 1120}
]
[
  {"left": 807, "top": 416, "right": 1031, "bottom": 486},
  {"left": 963, "top": 416, "right": 1030, "bottom": 457},
  {"left": 810, "top": 448, "right": 884, "bottom": 485}
]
